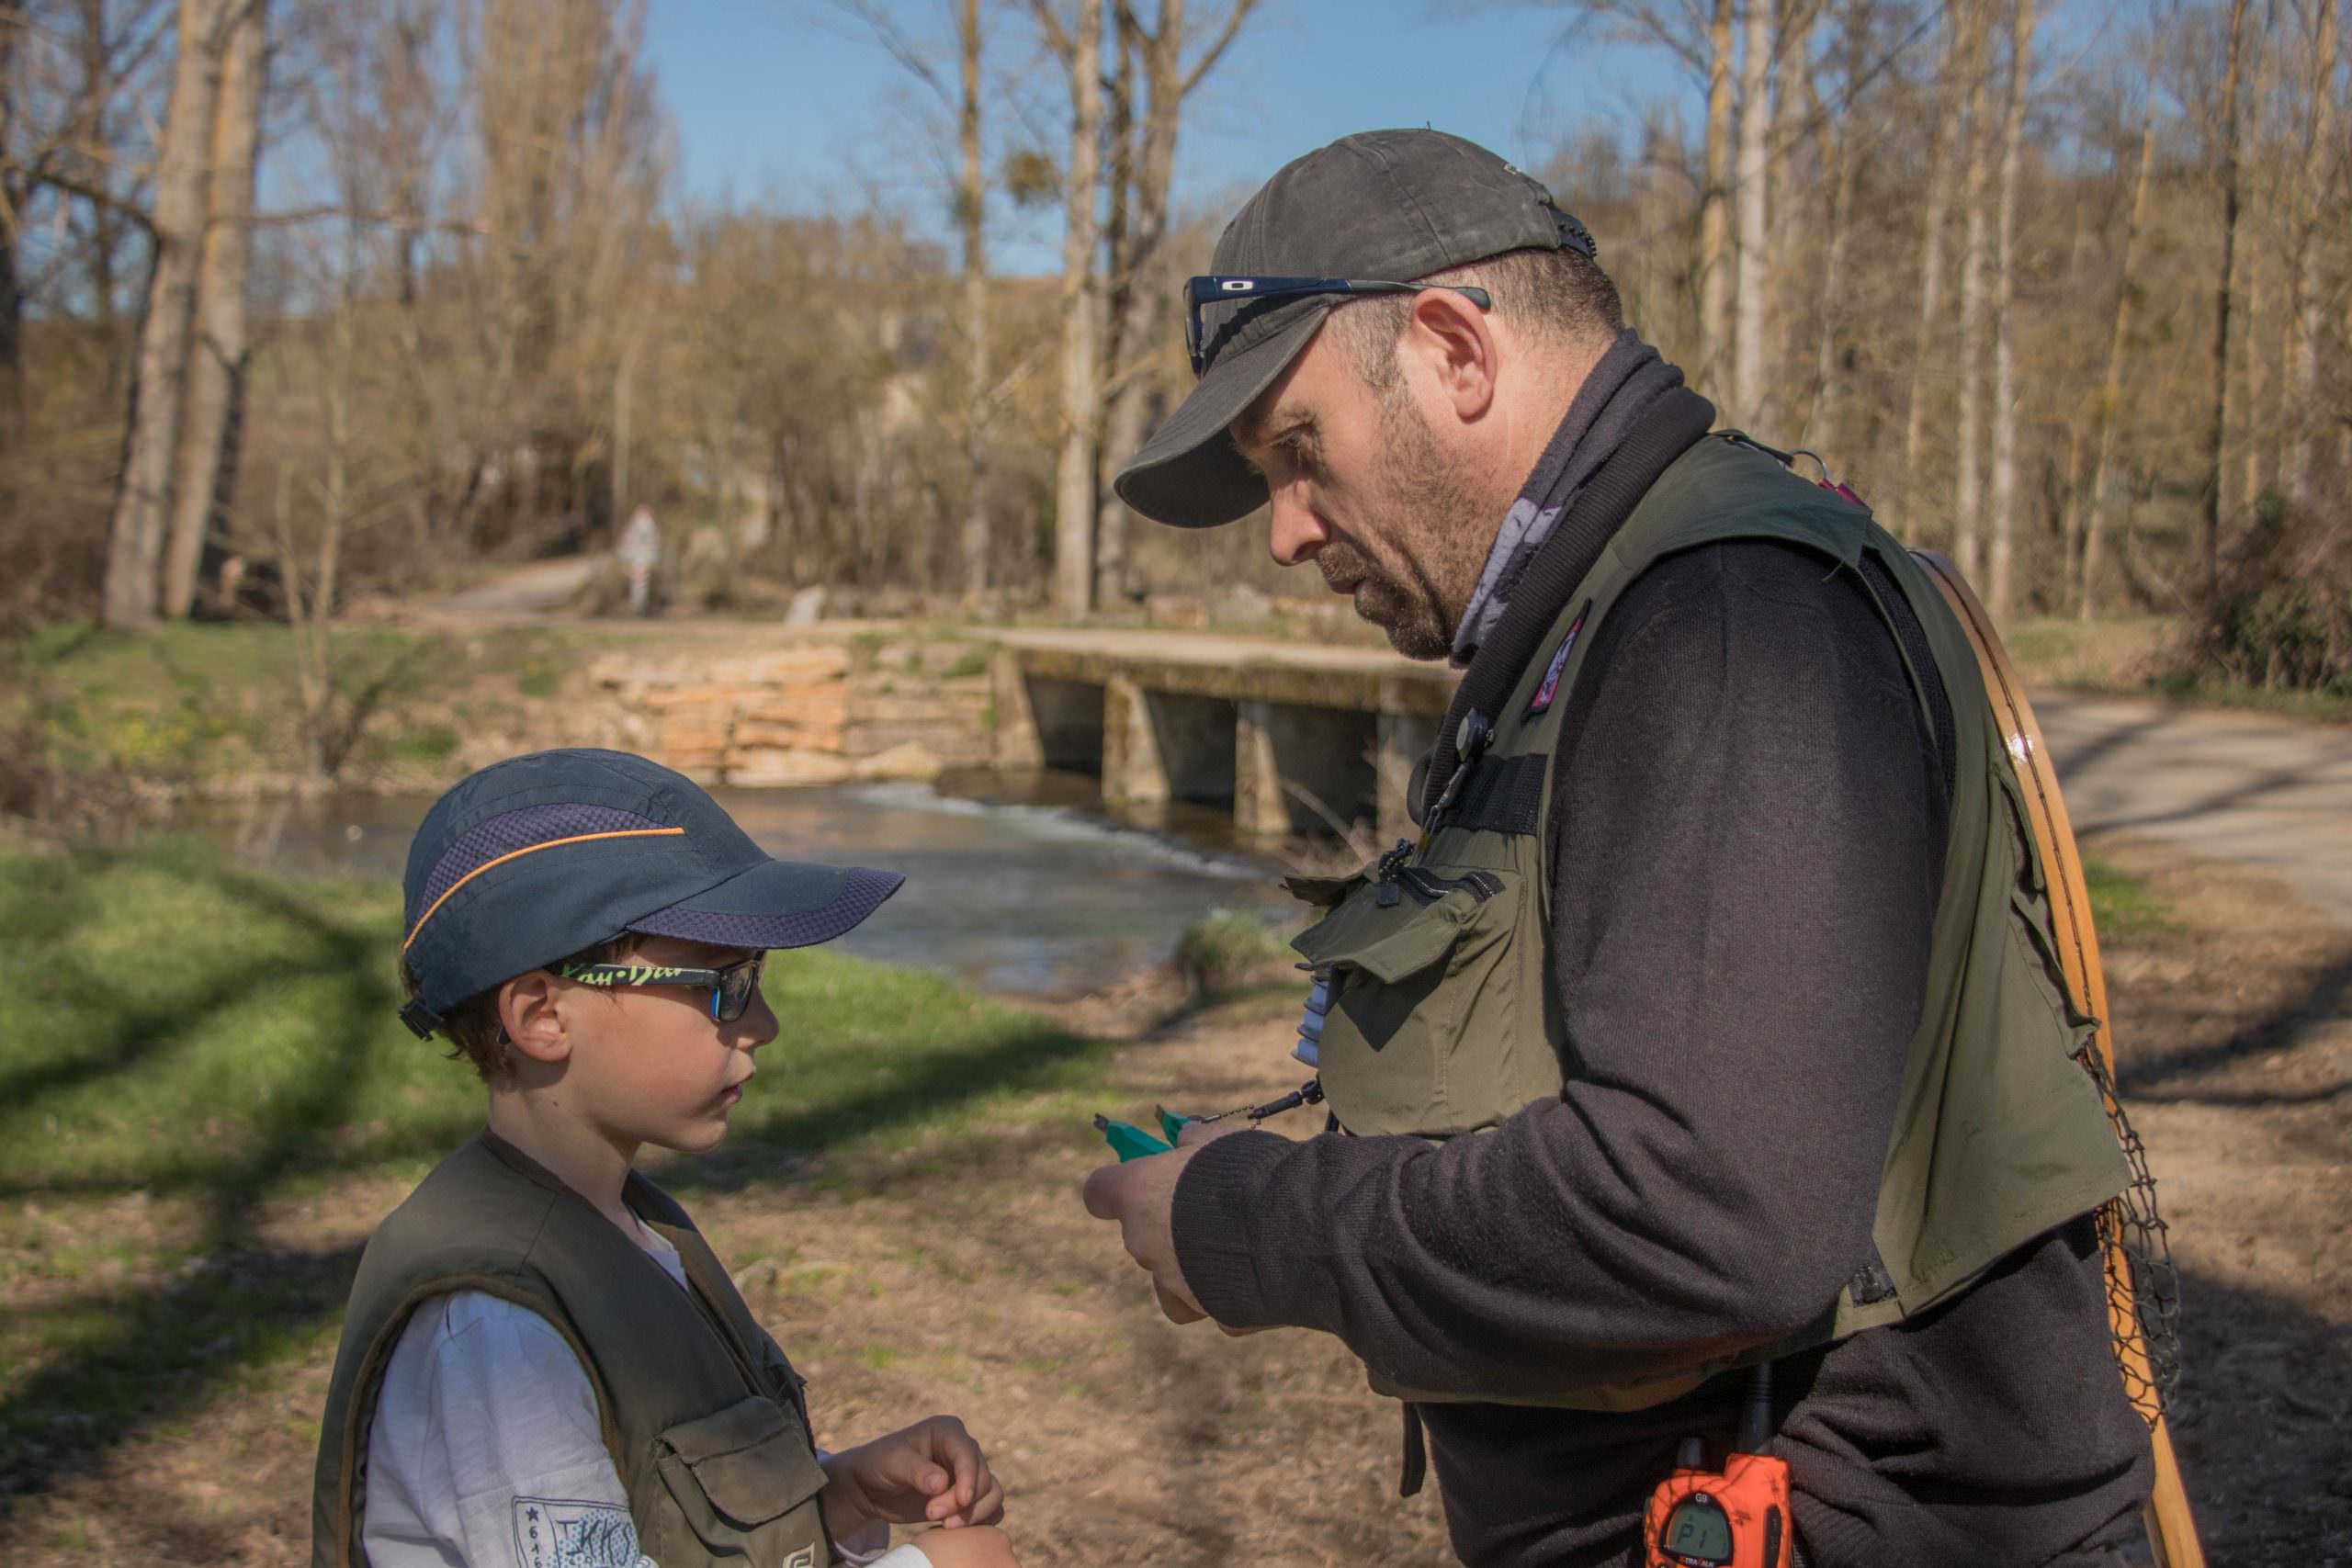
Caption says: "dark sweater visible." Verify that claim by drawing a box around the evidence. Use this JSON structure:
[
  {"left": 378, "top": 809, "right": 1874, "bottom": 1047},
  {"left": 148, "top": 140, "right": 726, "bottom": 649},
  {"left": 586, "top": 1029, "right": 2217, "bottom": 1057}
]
[{"left": 1171, "top": 540, "right": 2153, "bottom": 1567}]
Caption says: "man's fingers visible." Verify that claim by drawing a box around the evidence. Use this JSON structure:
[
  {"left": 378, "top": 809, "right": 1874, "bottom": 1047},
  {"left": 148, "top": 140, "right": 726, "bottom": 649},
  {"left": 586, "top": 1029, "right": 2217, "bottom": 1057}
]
[
  {"left": 1081, "top": 1162, "right": 1129, "bottom": 1221},
  {"left": 1154, "top": 1279, "right": 1206, "bottom": 1324}
]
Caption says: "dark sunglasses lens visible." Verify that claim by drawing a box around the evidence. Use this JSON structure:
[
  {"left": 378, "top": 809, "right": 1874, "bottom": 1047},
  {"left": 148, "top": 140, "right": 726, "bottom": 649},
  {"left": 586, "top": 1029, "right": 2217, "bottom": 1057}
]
[{"left": 717, "top": 958, "right": 764, "bottom": 1022}]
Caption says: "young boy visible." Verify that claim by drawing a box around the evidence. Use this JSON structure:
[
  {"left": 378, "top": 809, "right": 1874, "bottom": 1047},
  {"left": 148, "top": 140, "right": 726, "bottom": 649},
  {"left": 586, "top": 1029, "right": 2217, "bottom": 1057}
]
[{"left": 313, "top": 749, "right": 1021, "bottom": 1568}]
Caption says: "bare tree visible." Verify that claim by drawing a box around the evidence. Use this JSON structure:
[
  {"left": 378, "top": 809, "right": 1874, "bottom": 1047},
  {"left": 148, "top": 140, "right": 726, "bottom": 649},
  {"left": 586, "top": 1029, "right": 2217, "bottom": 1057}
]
[
  {"left": 2283, "top": 0, "right": 2339, "bottom": 505},
  {"left": 1898, "top": 9, "right": 1967, "bottom": 537},
  {"left": 1702, "top": 0, "right": 1735, "bottom": 390},
  {"left": 1032, "top": 0, "right": 1103, "bottom": 616},
  {"left": 163, "top": 0, "right": 268, "bottom": 618},
  {"left": 1730, "top": 0, "right": 1773, "bottom": 421},
  {"left": 1796, "top": 0, "right": 1870, "bottom": 457},
  {"left": 832, "top": 0, "right": 1000, "bottom": 604},
  {"left": 1986, "top": 0, "right": 2038, "bottom": 616},
  {"left": 2200, "top": 0, "right": 2250, "bottom": 592},
  {"left": 1953, "top": 0, "right": 1993, "bottom": 584},
  {"left": 1091, "top": 0, "right": 1258, "bottom": 607},
  {"left": 101, "top": 0, "right": 232, "bottom": 626},
  {"left": 2081, "top": 83, "right": 2158, "bottom": 621}
]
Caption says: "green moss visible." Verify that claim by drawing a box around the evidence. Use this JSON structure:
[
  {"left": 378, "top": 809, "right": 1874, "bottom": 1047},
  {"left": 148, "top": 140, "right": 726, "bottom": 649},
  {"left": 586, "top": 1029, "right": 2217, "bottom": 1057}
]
[{"left": 938, "top": 645, "right": 994, "bottom": 682}]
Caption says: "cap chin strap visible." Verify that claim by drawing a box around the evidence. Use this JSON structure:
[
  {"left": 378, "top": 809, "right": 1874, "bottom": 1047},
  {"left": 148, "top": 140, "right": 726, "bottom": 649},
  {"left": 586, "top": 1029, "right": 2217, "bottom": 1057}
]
[{"left": 397, "top": 998, "right": 444, "bottom": 1041}]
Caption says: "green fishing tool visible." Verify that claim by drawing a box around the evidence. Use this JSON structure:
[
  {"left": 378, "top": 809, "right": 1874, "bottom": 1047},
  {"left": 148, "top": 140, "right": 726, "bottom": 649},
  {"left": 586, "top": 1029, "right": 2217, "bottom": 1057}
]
[{"left": 1092, "top": 1114, "right": 1175, "bottom": 1161}]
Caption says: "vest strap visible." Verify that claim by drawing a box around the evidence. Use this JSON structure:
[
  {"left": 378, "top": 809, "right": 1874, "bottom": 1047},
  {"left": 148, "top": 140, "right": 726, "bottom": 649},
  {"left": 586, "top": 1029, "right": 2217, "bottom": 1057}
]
[
  {"left": 1452, "top": 755, "right": 1550, "bottom": 837},
  {"left": 1398, "top": 1404, "right": 1429, "bottom": 1498}
]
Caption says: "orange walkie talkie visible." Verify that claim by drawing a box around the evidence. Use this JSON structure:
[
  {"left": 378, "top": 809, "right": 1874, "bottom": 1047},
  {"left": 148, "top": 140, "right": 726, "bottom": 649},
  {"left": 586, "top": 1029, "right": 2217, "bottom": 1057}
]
[{"left": 1643, "top": 1363, "right": 1792, "bottom": 1568}]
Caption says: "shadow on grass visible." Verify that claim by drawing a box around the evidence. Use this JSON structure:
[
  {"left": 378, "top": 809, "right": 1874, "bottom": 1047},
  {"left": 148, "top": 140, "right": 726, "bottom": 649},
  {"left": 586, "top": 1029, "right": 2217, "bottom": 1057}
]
[{"left": 0, "top": 844, "right": 1109, "bottom": 1521}]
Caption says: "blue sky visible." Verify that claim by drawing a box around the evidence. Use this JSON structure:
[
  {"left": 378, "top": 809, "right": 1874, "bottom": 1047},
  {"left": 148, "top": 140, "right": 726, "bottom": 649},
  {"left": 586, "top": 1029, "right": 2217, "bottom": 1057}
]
[{"left": 643, "top": 0, "right": 1696, "bottom": 274}]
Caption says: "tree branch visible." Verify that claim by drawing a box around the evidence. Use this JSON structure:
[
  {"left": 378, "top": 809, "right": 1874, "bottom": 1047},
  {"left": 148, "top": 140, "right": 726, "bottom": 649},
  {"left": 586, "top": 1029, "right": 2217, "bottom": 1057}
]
[{"left": 1181, "top": 0, "right": 1260, "bottom": 97}]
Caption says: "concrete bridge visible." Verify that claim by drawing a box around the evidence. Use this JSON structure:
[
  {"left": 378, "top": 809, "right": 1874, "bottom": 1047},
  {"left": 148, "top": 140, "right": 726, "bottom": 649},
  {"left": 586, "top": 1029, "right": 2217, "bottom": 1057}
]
[{"left": 988, "top": 627, "right": 1459, "bottom": 840}]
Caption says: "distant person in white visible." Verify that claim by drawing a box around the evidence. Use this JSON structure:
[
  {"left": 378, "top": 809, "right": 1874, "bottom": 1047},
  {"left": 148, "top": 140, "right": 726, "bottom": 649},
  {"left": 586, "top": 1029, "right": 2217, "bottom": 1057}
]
[{"left": 618, "top": 506, "right": 661, "bottom": 618}]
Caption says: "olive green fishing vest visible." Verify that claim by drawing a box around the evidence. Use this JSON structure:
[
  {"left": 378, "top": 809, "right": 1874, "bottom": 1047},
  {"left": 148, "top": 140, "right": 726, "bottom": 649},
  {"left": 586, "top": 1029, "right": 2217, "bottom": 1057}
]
[
  {"left": 1290, "top": 434, "right": 2132, "bottom": 1412},
  {"left": 311, "top": 1131, "right": 833, "bottom": 1568}
]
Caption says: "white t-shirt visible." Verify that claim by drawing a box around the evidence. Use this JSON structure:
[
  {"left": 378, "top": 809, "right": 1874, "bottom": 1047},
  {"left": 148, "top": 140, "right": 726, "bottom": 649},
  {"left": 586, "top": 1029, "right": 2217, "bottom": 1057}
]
[{"left": 361, "top": 1227, "right": 924, "bottom": 1568}]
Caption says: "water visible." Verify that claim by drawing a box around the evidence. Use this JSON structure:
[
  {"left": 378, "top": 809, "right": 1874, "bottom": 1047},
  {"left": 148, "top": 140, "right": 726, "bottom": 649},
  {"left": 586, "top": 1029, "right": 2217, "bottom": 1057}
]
[{"left": 178, "top": 772, "right": 1296, "bottom": 996}]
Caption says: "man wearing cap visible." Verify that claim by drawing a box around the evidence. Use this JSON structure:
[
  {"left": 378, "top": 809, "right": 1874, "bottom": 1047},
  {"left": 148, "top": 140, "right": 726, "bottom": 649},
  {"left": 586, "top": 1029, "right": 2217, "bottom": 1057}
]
[
  {"left": 1081, "top": 130, "right": 2154, "bottom": 1566},
  {"left": 315, "top": 750, "right": 1016, "bottom": 1568}
]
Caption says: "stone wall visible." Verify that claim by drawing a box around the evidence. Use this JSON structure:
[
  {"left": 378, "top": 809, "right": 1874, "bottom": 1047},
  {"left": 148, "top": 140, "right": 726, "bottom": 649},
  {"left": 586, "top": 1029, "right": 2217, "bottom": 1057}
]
[{"left": 585, "top": 634, "right": 996, "bottom": 787}]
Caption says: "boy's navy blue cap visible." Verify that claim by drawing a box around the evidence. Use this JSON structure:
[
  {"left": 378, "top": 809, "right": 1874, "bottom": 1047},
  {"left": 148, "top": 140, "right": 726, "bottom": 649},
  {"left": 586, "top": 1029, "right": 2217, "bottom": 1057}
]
[
  {"left": 1114, "top": 128, "right": 1597, "bottom": 530},
  {"left": 396, "top": 749, "right": 904, "bottom": 1038}
]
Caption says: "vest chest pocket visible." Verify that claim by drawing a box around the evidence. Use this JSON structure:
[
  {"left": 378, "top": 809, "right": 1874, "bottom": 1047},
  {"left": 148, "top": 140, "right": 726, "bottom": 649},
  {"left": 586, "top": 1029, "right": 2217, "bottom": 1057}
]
[
  {"left": 651, "top": 1394, "right": 831, "bottom": 1568},
  {"left": 1291, "top": 865, "right": 1551, "bottom": 1138}
]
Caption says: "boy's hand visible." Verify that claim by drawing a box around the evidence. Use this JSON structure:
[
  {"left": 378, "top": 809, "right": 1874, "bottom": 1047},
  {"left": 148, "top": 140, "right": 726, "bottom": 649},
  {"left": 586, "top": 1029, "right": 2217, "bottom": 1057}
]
[{"left": 819, "top": 1416, "right": 1004, "bottom": 1540}]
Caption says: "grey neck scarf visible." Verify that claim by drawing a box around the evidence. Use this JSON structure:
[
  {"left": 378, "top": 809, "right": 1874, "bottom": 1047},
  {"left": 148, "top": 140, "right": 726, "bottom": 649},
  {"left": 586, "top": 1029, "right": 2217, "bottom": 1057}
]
[{"left": 1451, "top": 331, "right": 1689, "bottom": 666}]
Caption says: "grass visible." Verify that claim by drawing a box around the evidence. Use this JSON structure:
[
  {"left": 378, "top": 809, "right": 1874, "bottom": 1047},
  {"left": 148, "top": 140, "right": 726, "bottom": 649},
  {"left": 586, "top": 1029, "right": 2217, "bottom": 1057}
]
[
  {"left": 1170, "top": 908, "right": 1300, "bottom": 1000},
  {"left": 12, "top": 621, "right": 590, "bottom": 786},
  {"left": 2084, "top": 855, "right": 2176, "bottom": 937},
  {"left": 0, "top": 836, "right": 1111, "bottom": 1498}
]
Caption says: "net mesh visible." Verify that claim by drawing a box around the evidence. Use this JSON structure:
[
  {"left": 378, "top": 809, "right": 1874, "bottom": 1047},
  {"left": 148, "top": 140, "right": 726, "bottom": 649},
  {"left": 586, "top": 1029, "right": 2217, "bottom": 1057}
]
[{"left": 2076, "top": 1038, "right": 2182, "bottom": 1424}]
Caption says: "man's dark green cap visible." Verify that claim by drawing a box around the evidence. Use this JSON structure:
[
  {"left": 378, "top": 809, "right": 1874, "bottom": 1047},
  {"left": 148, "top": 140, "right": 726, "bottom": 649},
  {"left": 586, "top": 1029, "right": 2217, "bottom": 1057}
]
[
  {"left": 1114, "top": 128, "right": 1596, "bottom": 530},
  {"left": 395, "top": 749, "right": 903, "bottom": 1038}
]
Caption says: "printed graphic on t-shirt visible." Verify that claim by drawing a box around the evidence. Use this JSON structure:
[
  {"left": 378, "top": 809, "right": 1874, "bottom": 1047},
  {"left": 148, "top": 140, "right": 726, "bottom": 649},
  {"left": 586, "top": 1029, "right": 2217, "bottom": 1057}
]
[{"left": 512, "top": 1496, "right": 656, "bottom": 1568}]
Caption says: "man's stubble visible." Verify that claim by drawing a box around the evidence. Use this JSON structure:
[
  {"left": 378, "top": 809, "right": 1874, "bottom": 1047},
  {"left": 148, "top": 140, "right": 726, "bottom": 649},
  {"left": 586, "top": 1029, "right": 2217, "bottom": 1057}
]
[{"left": 1323, "top": 389, "right": 1498, "bottom": 660}]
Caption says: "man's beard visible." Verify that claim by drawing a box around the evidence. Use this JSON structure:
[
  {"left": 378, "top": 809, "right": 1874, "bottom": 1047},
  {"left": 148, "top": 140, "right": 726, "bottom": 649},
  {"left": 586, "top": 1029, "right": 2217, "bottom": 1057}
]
[{"left": 1320, "top": 393, "right": 1496, "bottom": 660}]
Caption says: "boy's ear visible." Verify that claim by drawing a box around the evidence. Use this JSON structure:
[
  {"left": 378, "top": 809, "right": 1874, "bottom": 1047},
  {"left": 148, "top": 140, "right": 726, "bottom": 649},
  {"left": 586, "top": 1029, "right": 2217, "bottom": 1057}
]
[{"left": 500, "top": 971, "right": 572, "bottom": 1066}]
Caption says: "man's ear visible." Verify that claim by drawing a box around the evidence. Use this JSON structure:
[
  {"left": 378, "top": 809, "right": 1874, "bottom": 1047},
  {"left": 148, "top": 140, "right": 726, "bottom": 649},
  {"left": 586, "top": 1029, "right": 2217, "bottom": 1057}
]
[
  {"left": 500, "top": 971, "right": 572, "bottom": 1066},
  {"left": 1405, "top": 288, "right": 1498, "bottom": 424}
]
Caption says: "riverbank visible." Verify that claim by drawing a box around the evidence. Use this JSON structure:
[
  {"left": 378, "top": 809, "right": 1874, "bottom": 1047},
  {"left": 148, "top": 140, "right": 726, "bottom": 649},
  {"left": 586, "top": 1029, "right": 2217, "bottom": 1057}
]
[
  {"left": 2, "top": 832, "right": 2346, "bottom": 1563},
  {"left": 8, "top": 616, "right": 1007, "bottom": 809},
  {"left": 14, "top": 611, "right": 2344, "bottom": 832}
]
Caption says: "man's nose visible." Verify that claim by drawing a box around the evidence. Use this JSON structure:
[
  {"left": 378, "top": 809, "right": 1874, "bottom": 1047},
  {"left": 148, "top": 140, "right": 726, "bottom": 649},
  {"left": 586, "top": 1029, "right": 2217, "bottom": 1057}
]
[{"left": 1268, "top": 486, "right": 1325, "bottom": 567}]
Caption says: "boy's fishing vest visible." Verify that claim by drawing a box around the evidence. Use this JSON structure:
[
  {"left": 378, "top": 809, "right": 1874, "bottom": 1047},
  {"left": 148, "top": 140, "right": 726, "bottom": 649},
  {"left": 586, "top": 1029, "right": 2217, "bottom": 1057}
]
[
  {"left": 1291, "top": 435, "right": 2132, "bottom": 1411},
  {"left": 312, "top": 1132, "right": 832, "bottom": 1568}
]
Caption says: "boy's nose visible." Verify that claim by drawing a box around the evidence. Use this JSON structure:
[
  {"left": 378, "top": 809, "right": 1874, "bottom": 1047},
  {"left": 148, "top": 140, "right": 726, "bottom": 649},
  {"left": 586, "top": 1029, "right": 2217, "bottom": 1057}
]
[{"left": 733, "top": 989, "right": 780, "bottom": 1052}]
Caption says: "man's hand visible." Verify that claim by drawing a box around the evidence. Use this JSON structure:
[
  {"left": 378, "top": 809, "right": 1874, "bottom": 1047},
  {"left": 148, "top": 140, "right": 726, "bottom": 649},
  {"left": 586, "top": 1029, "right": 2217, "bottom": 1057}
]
[
  {"left": 1081, "top": 1117, "right": 1252, "bottom": 1326},
  {"left": 819, "top": 1415, "right": 1004, "bottom": 1541}
]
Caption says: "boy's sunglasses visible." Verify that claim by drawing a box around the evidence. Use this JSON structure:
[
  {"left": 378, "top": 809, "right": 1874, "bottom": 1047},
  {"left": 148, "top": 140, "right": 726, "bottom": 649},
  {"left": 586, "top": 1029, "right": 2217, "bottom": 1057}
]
[
  {"left": 555, "top": 954, "right": 767, "bottom": 1023},
  {"left": 1182, "top": 276, "right": 1491, "bottom": 377}
]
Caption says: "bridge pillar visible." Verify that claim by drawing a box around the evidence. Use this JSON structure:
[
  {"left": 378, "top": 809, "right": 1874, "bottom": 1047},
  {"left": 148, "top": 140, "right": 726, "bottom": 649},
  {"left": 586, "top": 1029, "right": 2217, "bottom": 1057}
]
[
  {"left": 1377, "top": 711, "right": 1439, "bottom": 842},
  {"left": 1235, "top": 701, "right": 1380, "bottom": 839},
  {"left": 991, "top": 650, "right": 1043, "bottom": 769},
  {"left": 1235, "top": 701, "right": 1289, "bottom": 838},
  {"left": 1102, "top": 677, "right": 1164, "bottom": 804}
]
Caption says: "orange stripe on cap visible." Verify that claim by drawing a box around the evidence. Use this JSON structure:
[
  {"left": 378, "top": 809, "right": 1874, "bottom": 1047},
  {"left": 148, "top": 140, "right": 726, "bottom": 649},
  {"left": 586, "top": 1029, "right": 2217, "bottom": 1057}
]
[{"left": 401, "top": 827, "right": 686, "bottom": 951}]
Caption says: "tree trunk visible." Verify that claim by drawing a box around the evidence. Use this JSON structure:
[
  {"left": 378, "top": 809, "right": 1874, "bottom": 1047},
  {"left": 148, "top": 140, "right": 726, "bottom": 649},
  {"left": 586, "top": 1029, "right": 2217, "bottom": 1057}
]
[
  {"left": 2285, "top": 0, "right": 2338, "bottom": 507},
  {"left": 2081, "top": 100, "right": 2157, "bottom": 621},
  {"left": 1048, "top": 0, "right": 1103, "bottom": 616},
  {"left": 1953, "top": 8, "right": 1993, "bottom": 586},
  {"left": 1095, "top": 0, "right": 1192, "bottom": 608},
  {"left": 1804, "top": 0, "right": 1866, "bottom": 459},
  {"left": 164, "top": 0, "right": 268, "bottom": 619},
  {"left": 1900, "top": 13, "right": 1967, "bottom": 536},
  {"left": 0, "top": 2, "right": 23, "bottom": 464},
  {"left": 957, "top": 0, "right": 990, "bottom": 604},
  {"left": 2202, "top": 0, "right": 2248, "bottom": 591},
  {"left": 1987, "top": 0, "right": 2037, "bottom": 617},
  {"left": 102, "top": 0, "right": 231, "bottom": 626},
  {"left": 1699, "top": 0, "right": 1736, "bottom": 393},
  {"left": 1730, "top": 0, "right": 1772, "bottom": 423}
]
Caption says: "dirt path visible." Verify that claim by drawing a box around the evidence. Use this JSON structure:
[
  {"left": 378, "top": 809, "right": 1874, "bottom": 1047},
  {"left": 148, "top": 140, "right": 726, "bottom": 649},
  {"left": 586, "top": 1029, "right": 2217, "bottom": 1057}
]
[
  {"left": 2030, "top": 693, "right": 2352, "bottom": 927},
  {"left": 2, "top": 831, "right": 2344, "bottom": 1566}
]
